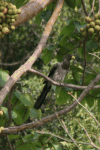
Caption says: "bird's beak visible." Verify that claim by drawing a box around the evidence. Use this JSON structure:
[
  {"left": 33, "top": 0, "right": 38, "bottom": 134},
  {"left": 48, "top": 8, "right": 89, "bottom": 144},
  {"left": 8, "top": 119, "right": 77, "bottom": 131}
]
[{"left": 72, "top": 56, "right": 75, "bottom": 59}]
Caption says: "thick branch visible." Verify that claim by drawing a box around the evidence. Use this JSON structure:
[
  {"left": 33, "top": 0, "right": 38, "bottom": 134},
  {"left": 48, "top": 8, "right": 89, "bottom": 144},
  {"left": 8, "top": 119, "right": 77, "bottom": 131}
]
[
  {"left": 0, "top": 0, "right": 64, "bottom": 106},
  {"left": 13, "top": 0, "right": 53, "bottom": 27}
]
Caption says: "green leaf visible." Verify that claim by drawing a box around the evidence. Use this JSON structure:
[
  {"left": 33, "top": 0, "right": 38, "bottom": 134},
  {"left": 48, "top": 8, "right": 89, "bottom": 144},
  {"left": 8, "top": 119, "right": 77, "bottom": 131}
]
[
  {"left": 60, "top": 25, "right": 75, "bottom": 36},
  {"left": 0, "top": 116, "right": 6, "bottom": 126},
  {"left": 73, "top": 72, "right": 82, "bottom": 83},
  {"left": 9, "top": 135, "right": 21, "bottom": 141},
  {"left": 30, "top": 142, "right": 37, "bottom": 150},
  {"left": 65, "top": 0, "right": 76, "bottom": 9},
  {"left": 36, "top": 13, "right": 42, "bottom": 25},
  {"left": 47, "top": 2, "right": 53, "bottom": 10},
  {"left": 86, "top": 96, "right": 94, "bottom": 107},
  {"left": 86, "top": 40, "right": 98, "bottom": 50},
  {"left": 22, "top": 93, "right": 34, "bottom": 108},
  {"left": 37, "top": 109, "right": 42, "bottom": 119},
  {"left": 13, "top": 104, "right": 30, "bottom": 123},
  {"left": 38, "top": 134, "right": 52, "bottom": 145},
  {"left": 41, "top": 10, "right": 52, "bottom": 21},
  {"left": 86, "top": 52, "right": 93, "bottom": 61},
  {"left": 56, "top": 87, "right": 70, "bottom": 105},
  {"left": 84, "top": 73, "right": 96, "bottom": 84},
  {"left": 76, "top": 0, "right": 81, "bottom": 5},
  {"left": 11, "top": 111, "right": 18, "bottom": 119},
  {"left": 1, "top": 106, "right": 17, "bottom": 119},
  {"left": 70, "top": 65, "right": 83, "bottom": 73},
  {"left": 77, "top": 47, "right": 84, "bottom": 58},
  {"left": 47, "top": 45, "right": 55, "bottom": 50},
  {"left": 15, "top": 91, "right": 31, "bottom": 106},
  {"left": 59, "top": 35, "right": 68, "bottom": 47},
  {"left": 53, "top": 144, "right": 62, "bottom": 150},
  {"left": 66, "top": 42, "right": 75, "bottom": 50},
  {"left": 41, "top": 48, "right": 52, "bottom": 64},
  {"left": 23, "top": 134, "right": 34, "bottom": 142},
  {"left": 32, "top": 141, "right": 42, "bottom": 148},
  {"left": 13, "top": 111, "right": 23, "bottom": 125},
  {"left": 57, "top": 53, "right": 64, "bottom": 62},
  {"left": 57, "top": 46, "right": 69, "bottom": 58},
  {"left": 93, "top": 65, "right": 100, "bottom": 74},
  {"left": 15, "top": 142, "right": 32, "bottom": 150},
  {"left": 55, "top": 86, "right": 62, "bottom": 97},
  {"left": 65, "top": 79, "right": 78, "bottom": 85},
  {"left": 1, "top": 107, "right": 8, "bottom": 116},
  {"left": 0, "top": 69, "right": 9, "bottom": 86},
  {"left": 30, "top": 108, "right": 38, "bottom": 118},
  {"left": 90, "top": 89, "right": 100, "bottom": 96},
  {"left": 14, "top": 0, "right": 29, "bottom": 8},
  {"left": 73, "top": 21, "right": 83, "bottom": 32}
]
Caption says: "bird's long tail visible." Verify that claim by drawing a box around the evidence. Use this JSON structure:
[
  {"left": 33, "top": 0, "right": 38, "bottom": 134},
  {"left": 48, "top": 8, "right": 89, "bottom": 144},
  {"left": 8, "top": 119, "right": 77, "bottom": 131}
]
[{"left": 34, "top": 83, "right": 51, "bottom": 109}]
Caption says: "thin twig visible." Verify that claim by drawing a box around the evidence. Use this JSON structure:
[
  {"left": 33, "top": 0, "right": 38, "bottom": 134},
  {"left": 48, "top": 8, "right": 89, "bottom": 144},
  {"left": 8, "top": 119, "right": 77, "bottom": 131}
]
[
  {"left": 28, "top": 68, "right": 100, "bottom": 90},
  {"left": 6, "top": 135, "right": 13, "bottom": 150},
  {"left": 82, "top": 37, "right": 87, "bottom": 85},
  {"left": 68, "top": 92, "right": 100, "bottom": 126},
  {"left": 75, "top": 119, "right": 100, "bottom": 150},
  {"left": 89, "top": 0, "right": 95, "bottom": 16},
  {"left": 99, "top": 0, "right": 100, "bottom": 13},
  {"left": 81, "top": 0, "right": 88, "bottom": 16},
  {"left": 6, "top": 85, "right": 15, "bottom": 127},
  {"left": 36, "top": 130, "right": 92, "bottom": 145},
  {"left": 87, "top": 64, "right": 99, "bottom": 75},
  {"left": 89, "top": 53, "right": 100, "bottom": 59},
  {"left": 0, "top": 50, "right": 34, "bottom": 66},
  {"left": 61, "top": 120, "right": 81, "bottom": 150}
]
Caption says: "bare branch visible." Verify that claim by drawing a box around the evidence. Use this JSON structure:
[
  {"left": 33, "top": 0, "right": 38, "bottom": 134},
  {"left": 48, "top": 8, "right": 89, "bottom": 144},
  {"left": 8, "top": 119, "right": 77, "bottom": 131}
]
[
  {"left": 68, "top": 92, "right": 100, "bottom": 126},
  {"left": 81, "top": 0, "right": 88, "bottom": 16},
  {"left": 99, "top": 0, "right": 100, "bottom": 13},
  {"left": 28, "top": 68, "right": 100, "bottom": 90},
  {"left": 61, "top": 120, "right": 81, "bottom": 150},
  {"left": 0, "top": 50, "right": 33, "bottom": 66},
  {"left": 82, "top": 37, "right": 87, "bottom": 85},
  {"left": 76, "top": 120, "right": 100, "bottom": 149},
  {"left": 6, "top": 85, "right": 16, "bottom": 127},
  {"left": 89, "top": 0, "right": 95, "bottom": 16},
  {"left": 87, "top": 64, "right": 99, "bottom": 75},
  {"left": 89, "top": 53, "right": 100, "bottom": 59},
  {"left": 36, "top": 130, "right": 92, "bottom": 145},
  {"left": 6, "top": 135, "right": 13, "bottom": 150}
]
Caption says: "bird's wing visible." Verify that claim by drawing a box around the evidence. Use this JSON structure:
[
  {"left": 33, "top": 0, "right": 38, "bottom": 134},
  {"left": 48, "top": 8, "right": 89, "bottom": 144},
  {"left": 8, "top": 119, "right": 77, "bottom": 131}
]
[
  {"left": 43, "top": 63, "right": 58, "bottom": 84},
  {"left": 48, "top": 63, "right": 58, "bottom": 77}
]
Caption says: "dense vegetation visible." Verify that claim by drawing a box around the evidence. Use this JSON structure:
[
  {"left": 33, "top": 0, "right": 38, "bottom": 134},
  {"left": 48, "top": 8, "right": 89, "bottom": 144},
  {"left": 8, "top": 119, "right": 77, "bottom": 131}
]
[{"left": 0, "top": 0, "right": 100, "bottom": 149}]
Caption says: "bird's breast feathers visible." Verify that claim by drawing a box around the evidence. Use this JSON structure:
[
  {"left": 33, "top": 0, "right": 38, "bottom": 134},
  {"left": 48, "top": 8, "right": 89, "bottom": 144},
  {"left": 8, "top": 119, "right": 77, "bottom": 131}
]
[{"left": 51, "top": 64, "right": 69, "bottom": 82}]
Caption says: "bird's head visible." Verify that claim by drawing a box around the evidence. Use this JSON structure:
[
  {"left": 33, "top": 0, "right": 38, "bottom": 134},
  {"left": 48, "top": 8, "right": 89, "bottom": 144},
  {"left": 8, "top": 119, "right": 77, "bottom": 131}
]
[{"left": 63, "top": 54, "right": 75, "bottom": 61}]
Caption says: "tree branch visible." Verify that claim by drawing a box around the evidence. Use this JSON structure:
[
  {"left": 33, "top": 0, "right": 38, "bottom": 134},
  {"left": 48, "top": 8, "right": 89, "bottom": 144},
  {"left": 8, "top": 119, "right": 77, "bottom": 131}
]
[
  {"left": 0, "top": 0, "right": 64, "bottom": 106},
  {"left": 82, "top": 37, "right": 87, "bottom": 85},
  {"left": 81, "top": 0, "right": 88, "bottom": 16},
  {"left": 13, "top": 0, "right": 54, "bottom": 27},
  {"left": 28, "top": 68, "right": 100, "bottom": 90},
  {"left": 36, "top": 130, "right": 92, "bottom": 145}
]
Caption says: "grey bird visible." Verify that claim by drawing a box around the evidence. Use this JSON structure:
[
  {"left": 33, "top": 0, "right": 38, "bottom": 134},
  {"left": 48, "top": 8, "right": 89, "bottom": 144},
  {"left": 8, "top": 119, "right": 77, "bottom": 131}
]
[{"left": 34, "top": 54, "right": 75, "bottom": 109}]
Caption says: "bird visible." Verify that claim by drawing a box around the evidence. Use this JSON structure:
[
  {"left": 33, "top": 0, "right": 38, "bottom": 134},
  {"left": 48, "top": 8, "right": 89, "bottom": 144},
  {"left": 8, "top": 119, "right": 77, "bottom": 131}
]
[{"left": 34, "top": 54, "right": 75, "bottom": 109}]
